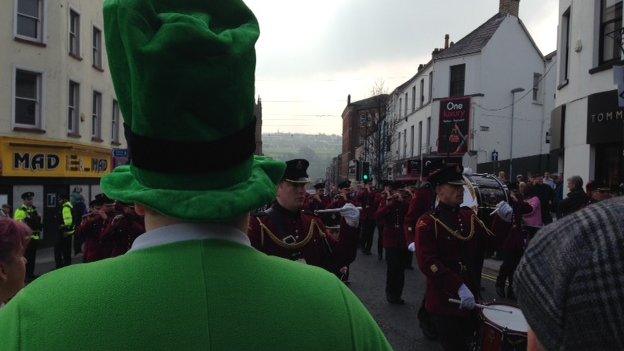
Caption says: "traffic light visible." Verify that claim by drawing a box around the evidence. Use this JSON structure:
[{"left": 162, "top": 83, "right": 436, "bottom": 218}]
[{"left": 362, "top": 162, "right": 371, "bottom": 182}]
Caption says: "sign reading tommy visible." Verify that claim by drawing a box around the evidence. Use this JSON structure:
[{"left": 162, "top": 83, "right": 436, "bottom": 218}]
[
  {"left": 587, "top": 90, "right": 624, "bottom": 144},
  {"left": 438, "top": 97, "right": 471, "bottom": 155}
]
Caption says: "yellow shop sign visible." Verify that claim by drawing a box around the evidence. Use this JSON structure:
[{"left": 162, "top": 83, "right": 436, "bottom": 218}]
[{"left": 0, "top": 137, "right": 112, "bottom": 178}]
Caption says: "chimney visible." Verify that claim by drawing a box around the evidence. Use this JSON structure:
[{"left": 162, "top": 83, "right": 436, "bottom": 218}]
[
  {"left": 444, "top": 34, "right": 450, "bottom": 49},
  {"left": 499, "top": 0, "right": 520, "bottom": 17},
  {"left": 347, "top": 94, "right": 351, "bottom": 105}
]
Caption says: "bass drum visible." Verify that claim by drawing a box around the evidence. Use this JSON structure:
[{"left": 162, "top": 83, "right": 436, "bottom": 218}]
[{"left": 462, "top": 173, "right": 509, "bottom": 227}]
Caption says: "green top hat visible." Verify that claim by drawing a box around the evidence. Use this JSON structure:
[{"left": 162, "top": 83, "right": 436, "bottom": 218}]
[{"left": 101, "top": 0, "right": 285, "bottom": 222}]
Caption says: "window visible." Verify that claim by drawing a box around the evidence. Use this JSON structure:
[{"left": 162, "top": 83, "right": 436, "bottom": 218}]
[
  {"left": 412, "top": 86, "right": 416, "bottom": 111},
  {"left": 404, "top": 93, "right": 408, "bottom": 117},
  {"left": 92, "top": 91, "right": 102, "bottom": 139},
  {"left": 399, "top": 98, "right": 402, "bottom": 117},
  {"left": 403, "top": 129, "right": 407, "bottom": 158},
  {"left": 600, "top": 0, "right": 623, "bottom": 64},
  {"left": 450, "top": 64, "right": 465, "bottom": 97},
  {"left": 418, "top": 121, "right": 423, "bottom": 156},
  {"left": 68, "top": 81, "right": 79, "bottom": 134},
  {"left": 69, "top": 10, "right": 80, "bottom": 57},
  {"left": 410, "top": 125, "right": 415, "bottom": 157},
  {"left": 16, "top": 0, "right": 43, "bottom": 41},
  {"left": 93, "top": 27, "right": 102, "bottom": 69},
  {"left": 533, "top": 73, "right": 542, "bottom": 102},
  {"left": 561, "top": 8, "right": 571, "bottom": 83},
  {"left": 112, "top": 100, "right": 120, "bottom": 143},
  {"left": 426, "top": 117, "right": 431, "bottom": 150},
  {"left": 14, "top": 69, "right": 42, "bottom": 127},
  {"left": 420, "top": 79, "right": 425, "bottom": 107},
  {"left": 428, "top": 72, "right": 433, "bottom": 102}
]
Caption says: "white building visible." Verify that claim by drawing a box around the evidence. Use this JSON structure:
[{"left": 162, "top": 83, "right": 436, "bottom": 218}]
[
  {"left": 552, "top": 0, "right": 623, "bottom": 189},
  {"left": 386, "top": 0, "right": 555, "bottom": 182},
  {"left": 0, "top": 0, "right": 125, "bottom": 243}
]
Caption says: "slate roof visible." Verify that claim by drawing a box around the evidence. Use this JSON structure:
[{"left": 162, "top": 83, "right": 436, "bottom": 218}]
[
  {"left": 434, "top": 13, "right": 506, "bottom": 60},
  {"left": 349, "top": 94, "right": 389, "bottom": 109}
]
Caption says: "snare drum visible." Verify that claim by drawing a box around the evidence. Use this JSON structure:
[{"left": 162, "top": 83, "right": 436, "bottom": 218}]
[{"left": 479, "top": 304, "right": 528, "bottom": 351}]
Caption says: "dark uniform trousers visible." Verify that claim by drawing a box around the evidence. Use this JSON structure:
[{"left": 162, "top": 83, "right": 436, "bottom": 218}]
[
  {"left": 54, "top": 235, "right": 73, "bottom": 268},
  {"left": 431, "top": 314, "right": 478, "bottom": 351},
  {"left": 376, "top": 225, "right": 384, "bottom": 258},
  {"left": 359, "top": 219, "right": 376, "bottom": 253},
  {"left": 25, "top": 240, "right": 38, "bottom": 278},
  {"left": 385, "top": 248, "right": 409, "bottom": 301},
  {"left": 496, "top": 250, "right": 523, "bottom": 289}
]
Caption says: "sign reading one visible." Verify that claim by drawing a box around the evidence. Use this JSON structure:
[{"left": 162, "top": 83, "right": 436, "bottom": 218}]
[{"left": 438, "top": 97, "right": 471, "bottom": 155}]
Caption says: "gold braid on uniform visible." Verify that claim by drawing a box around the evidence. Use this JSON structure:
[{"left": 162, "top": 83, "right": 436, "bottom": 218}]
[
  {"left": 428, "top": 213, "right": 496, "bottom": 241},
  {"left": 256, "top": 217, "right": 325, "bottom": 250}
]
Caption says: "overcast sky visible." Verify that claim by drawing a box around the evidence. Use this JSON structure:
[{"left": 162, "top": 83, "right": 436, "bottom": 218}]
[{"left": 244, "top": 0, "right": 559, "bottom": 135}]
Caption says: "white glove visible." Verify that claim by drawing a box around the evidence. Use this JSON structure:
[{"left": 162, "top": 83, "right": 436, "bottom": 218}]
[
  {"left": 407, "top": 242, "right": 416, "bottom": 252},
  {"left": 339, "top": 203, "right": 360, "bottom": 228},
  {"left": 491, "top": 201, "right": 513, "bottom": 223},
  {"left": 458, "top": 284, "right": 476, "bottom": 310}
]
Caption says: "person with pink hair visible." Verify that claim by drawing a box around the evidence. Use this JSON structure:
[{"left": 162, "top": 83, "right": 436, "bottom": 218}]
[{"left": 0, "top": 218, "right": 31, "bottom": 307}]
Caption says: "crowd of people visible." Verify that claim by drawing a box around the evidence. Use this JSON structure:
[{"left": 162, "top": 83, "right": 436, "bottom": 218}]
[{"left": 0, "top": 1, "right": 622, "bottom": 350}]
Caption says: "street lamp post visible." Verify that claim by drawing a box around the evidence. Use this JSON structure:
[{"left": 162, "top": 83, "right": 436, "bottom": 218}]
[{"left": 509, "top": 87, "right": 525, "bottom": 179}]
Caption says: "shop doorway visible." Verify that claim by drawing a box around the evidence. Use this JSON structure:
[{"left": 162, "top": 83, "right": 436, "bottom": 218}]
[
  {"left": 42, "top": 185, "right": 69, "bottom": 247},
  {"left": 595, "top": 143, "right": 624, "bottom": 191}
]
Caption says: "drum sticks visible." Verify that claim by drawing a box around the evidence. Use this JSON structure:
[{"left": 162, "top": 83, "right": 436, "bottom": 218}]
[{"left": 448, "top": 299, "right": 513, "bottom": 314}]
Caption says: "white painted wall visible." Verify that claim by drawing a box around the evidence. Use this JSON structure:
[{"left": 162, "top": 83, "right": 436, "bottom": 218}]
[
  {"left": 475, "top": 16, "right": 548, "bottom": 166},
  {"left": 0, "top": 0, "right": 126, "bottom": 147},
  {"left": 555, "top": 0, "right": 619, "bottom": 182}
]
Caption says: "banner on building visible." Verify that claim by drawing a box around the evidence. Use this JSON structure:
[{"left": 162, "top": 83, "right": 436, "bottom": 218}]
[{"left": 438, "top": 97, "right": 471, "bottom": 155}]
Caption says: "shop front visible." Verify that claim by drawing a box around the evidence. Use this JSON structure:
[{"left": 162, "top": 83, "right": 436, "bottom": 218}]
[
  {"left": 587, "top": 90, "right": 624, "bottom": 190},
  {"left": 0, "top": 137, "right": 113, "bottom": 247}
]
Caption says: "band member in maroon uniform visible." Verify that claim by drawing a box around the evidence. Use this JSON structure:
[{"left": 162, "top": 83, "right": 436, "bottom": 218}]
[
  {"left": 374, "top": 183, "right": 389, "bottom": 260},
  {"left": 100, "top": 203, "right": 146, "bottom": 258},
  {"left": 375, "top": 182, "right": 409, "bottom": 304},
  {"left": 357, "top": 179, "right": 378, "bottom": 255},
  {"left": 305, "top": 182, "right": 330, "bottom": 212},
  {"left": 248, "top": 160, "right": 360, "bottom": 279},
  {"left": 75, "top": 194, "right": 116, "bottom": 263},
  {"left": 415, "top": 165, "right": 493, "bottom": 351}
]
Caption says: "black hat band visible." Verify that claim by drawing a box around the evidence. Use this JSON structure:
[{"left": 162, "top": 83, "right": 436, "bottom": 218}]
[{"left": 124, "top": 118, "right": 257, "bottom": 174}]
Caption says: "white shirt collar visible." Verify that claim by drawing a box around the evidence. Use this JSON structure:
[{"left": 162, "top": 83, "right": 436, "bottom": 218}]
[{"left": 128, "top": 222, "right": 251, "bottom": 253}]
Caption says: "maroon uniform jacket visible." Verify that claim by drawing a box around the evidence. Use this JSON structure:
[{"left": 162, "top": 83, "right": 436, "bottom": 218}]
[
  {"left": 305, "top": 194, "right": 330, "bottom": 212},
  {"left": 415, "top": 203, "right": 492, "bottom": 316},
  {"left": 404, "top": 186, "right": 435, "bottom": 245},
  {"left": 356, "top": 188, "right": 378, "bottom": 221},
  {"left": 75, "top": 212, "right": 112, "bottom": 262},
  {"left": 248, "top": 203, "right": 359, "bottom": 275},
  {"left": 375, "top": 199, "right": 408, "bottom": 249},
  {"left": 100, "top": 213, "right": 145, "bottom": 257}
]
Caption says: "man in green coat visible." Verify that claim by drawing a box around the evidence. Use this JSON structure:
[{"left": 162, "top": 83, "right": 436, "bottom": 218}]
[{"left": 0, "top": 1, "right": 393, "bottom": 350}]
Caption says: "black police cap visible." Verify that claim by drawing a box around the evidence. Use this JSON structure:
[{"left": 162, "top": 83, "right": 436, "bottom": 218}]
[
  {"left": 429, "top": 164, "right": 465, "bottom": 187},
  {"left": 283, "top": 159, "right": 310, "bottom": 183},
  {"left": 21, "top": 192, "right": 34, "bottom": 200}
]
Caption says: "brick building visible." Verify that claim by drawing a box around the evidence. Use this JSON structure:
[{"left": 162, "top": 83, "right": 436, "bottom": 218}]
[{"left": 340, "top": 94, "right": 389, "bottom": 181}]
